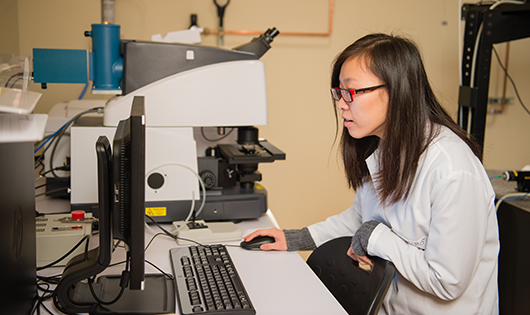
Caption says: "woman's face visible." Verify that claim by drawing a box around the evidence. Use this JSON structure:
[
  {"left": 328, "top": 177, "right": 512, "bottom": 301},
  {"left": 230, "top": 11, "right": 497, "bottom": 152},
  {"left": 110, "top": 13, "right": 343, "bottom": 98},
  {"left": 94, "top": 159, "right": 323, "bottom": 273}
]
[{"left": 336, "top": 56, "right": 389, "bottom": 139}]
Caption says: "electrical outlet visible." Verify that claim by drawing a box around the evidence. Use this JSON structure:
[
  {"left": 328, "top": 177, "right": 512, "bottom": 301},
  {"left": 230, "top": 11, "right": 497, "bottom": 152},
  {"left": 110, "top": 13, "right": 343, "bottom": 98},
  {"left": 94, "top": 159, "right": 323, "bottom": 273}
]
[{"left": 488, "top": 97, "right": 513, "bottom": 105}]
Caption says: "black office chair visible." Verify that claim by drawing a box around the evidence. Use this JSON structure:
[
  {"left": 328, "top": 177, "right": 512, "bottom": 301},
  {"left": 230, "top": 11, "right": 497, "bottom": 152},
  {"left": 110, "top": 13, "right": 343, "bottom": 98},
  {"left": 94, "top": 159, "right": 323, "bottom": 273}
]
[{"left": 307, "top": 236, "right": 396, "bottom": 315}]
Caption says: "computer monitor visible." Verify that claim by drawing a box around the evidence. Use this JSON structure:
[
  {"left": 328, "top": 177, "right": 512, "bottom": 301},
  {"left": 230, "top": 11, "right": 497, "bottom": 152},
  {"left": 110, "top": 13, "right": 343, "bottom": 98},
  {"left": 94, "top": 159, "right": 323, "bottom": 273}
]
[
  {"left": 112, "top": 96, "right": 146, "bottom": 290},
  {"left": 54, "top": 96, "right": 174, "bottom": 314}
]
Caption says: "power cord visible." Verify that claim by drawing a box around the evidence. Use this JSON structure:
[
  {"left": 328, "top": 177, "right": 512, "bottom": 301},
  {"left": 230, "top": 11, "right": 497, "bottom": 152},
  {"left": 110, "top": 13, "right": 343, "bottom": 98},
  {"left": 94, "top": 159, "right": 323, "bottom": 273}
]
[
  {"left": 495, "top": 192, "right": 530, "bottom": 212},
  {"left": 33, "top": 219, "right": 179, "bottom": 314},
  {"left": 33, "top": 274, "right": 60, "bottom": 315},
  {"left": 145, "top": 214, "right": 204, "bottom": 246},
  {"left": 4, "top": 72, "right": 23, "bottom": 88},
  {"left": 492, "top": 46, "right": 530, "bottom": 116},
  {"left": 35, "top": 166, "right": 70, "bottom": 184},
  {"left": 36, "top": 235, "right": 90, "bottom": 271},
  {"left": 87, "top": 258, "right": 129, "bottom": 306},
  {"left": 145, "top": 260, "right": 174, "bottom": 280},
  {"left": 145, "top": 214, "right": 242, "bottom": 248},
  {"left": 145, "top": 162, "right": 207, "bottom": 229}
]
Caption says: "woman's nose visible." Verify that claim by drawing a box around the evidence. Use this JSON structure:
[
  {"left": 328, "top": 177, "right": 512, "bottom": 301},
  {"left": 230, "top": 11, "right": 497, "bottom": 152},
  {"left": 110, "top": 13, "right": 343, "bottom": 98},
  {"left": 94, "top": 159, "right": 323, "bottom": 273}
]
[{"left": 336, "top": 98, "right": 349, "bottom": 111}]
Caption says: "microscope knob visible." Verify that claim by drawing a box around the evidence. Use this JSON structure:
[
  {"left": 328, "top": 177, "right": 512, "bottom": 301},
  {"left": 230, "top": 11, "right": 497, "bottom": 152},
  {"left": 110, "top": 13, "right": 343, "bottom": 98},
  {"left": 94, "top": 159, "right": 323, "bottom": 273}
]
[{"left": 200, "top": 171, "right": 216, "bottom": 188}]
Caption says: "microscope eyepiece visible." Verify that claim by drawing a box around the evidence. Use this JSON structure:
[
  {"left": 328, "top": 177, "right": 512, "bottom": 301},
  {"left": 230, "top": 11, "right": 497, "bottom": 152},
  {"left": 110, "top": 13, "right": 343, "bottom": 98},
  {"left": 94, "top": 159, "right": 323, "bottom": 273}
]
[
  {"left": 232, "top": 27, "right": 280, "bottom": 58},
  {"left": 263, "top": 28, "right": 280, "bottom": 43}
]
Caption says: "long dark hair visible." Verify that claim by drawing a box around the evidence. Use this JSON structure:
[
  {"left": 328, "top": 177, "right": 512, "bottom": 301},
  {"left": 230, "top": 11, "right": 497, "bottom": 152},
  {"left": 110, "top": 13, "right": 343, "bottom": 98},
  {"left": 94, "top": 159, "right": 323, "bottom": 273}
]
[{"left": 331, "top": 33, "right": 481, "bottom": 205}]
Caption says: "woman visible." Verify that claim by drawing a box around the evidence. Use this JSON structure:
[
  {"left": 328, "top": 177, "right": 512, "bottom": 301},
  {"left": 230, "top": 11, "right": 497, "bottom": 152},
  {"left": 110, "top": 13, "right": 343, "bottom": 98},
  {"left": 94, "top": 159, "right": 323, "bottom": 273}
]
[{"left": 244, "top": 33, "right": 499, "bottom": 314}]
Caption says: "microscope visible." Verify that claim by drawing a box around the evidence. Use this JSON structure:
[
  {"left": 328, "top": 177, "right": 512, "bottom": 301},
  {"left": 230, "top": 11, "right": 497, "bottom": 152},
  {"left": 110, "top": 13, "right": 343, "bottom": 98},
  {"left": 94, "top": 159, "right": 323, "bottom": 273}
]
[{"left": 33, "top": 24, "right": 285, "bottom": 223}]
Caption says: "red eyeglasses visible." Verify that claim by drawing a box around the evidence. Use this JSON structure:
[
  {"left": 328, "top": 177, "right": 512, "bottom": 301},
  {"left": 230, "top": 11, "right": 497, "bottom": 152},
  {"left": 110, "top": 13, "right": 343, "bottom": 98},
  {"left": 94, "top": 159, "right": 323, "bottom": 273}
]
[{"left": 331, "top": 84, "right": 386, "bottom": 103}]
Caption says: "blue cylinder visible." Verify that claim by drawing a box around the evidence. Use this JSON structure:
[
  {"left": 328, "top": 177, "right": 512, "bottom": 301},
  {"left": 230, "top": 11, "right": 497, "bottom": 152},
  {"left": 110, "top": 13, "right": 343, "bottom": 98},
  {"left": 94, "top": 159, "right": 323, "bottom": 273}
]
[{"left": 89, "top": 23, "right": 122, "bottom": 92}]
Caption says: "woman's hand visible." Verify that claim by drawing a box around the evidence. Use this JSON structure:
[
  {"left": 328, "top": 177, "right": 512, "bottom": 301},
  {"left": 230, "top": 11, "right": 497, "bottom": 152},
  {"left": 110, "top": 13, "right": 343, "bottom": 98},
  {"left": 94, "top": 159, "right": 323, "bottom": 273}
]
[
  {"left": 347, "top": 246, "right": 374, "bottom": 266},
  {"left": 243, "top": 227, "right": 287, "bottom": 251}
]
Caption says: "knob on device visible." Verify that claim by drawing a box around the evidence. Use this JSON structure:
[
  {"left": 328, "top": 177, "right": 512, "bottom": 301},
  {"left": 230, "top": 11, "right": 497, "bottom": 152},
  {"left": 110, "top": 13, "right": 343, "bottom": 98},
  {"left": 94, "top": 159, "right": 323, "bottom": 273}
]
[{"left": 71, "top": 210, "right": 85, "bottom": 220}]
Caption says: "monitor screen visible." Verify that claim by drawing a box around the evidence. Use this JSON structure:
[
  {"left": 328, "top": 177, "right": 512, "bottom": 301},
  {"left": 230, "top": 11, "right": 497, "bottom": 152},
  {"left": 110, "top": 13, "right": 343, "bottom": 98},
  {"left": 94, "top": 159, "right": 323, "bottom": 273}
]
[{"left": 112, "top": 96, "right": 146, "bottom": 290}]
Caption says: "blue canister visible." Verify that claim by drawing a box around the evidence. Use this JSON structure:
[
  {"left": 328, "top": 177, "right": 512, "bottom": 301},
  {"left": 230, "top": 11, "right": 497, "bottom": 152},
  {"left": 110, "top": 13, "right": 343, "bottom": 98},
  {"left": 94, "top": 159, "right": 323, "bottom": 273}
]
[{"left": 87, "top": 23, "right": 123, "bottom": 93}]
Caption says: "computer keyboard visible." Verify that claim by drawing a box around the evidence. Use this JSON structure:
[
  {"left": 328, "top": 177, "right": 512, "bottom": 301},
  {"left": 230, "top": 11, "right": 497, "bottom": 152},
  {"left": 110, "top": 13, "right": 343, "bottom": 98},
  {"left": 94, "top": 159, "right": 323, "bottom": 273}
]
[{"left": 170, "top": 244, "right": 256, "bottom": 315}]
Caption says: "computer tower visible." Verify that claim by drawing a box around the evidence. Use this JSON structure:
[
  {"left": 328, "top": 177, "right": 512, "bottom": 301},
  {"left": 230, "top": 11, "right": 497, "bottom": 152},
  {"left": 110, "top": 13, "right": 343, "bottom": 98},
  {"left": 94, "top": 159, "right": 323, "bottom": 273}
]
[{"left": 0, "top": 142, "right": 36, "bottom": 313}]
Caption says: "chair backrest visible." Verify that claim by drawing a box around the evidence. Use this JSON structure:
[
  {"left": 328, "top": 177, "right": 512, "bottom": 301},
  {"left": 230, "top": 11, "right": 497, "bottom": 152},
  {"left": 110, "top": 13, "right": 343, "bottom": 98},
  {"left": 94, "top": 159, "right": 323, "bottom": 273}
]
[{"left": 306, "top": 236, "right": 396, "bottom": 315}]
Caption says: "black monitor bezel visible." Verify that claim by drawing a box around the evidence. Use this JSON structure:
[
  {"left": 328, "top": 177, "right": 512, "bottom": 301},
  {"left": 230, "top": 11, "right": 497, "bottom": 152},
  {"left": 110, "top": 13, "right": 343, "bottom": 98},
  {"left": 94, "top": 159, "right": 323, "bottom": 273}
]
[{"left": 112, "top": 96, "right": 146, "bottom": 290}]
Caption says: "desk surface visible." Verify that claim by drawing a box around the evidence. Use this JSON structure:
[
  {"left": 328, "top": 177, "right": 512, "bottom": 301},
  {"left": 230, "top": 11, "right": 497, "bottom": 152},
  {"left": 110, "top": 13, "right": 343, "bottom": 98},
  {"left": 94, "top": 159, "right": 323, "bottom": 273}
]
[{"left": 36, "top": 197, "right": 347, "bottom": 315}]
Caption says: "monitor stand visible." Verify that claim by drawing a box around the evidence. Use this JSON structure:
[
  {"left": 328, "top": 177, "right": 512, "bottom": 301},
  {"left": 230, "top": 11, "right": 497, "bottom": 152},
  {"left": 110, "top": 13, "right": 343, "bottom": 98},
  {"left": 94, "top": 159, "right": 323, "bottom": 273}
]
[
  {"left": 65, "top": 274, "right": 175, "bottom": 314},
  {"left": 53, "top": 248, "right": 176, "bottom": 314}
]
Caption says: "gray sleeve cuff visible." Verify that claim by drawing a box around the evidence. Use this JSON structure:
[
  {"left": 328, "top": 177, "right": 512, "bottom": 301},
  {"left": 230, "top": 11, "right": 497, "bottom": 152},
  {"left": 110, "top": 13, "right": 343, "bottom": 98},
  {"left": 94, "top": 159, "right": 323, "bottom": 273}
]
[
  {"left": 351, "top": 220, "right": 380, "bottom": 256},
  {"left": 284, "top": 227, "right": 317, "bottom": 251}
]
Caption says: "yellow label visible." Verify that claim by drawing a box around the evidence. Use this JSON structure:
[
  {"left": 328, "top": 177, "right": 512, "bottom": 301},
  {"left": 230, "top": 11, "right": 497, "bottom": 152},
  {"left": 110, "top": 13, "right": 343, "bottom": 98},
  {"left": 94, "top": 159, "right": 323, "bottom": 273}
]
[
  {"left": 145, "top": 207, "right": 167, "bottom": 216},
  {"left": 255, "top": 183, "right": 264, "bottom": 190}
]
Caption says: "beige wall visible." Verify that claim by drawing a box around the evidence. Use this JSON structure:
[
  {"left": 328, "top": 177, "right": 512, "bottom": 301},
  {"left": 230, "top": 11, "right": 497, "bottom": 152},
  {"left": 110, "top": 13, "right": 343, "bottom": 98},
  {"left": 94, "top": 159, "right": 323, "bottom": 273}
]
[
  {"left": 0, "top": 0, "right": 19, "bottom": 55},
  {"left": 5, "top": 1, "right": 530, "bottom": 242}
]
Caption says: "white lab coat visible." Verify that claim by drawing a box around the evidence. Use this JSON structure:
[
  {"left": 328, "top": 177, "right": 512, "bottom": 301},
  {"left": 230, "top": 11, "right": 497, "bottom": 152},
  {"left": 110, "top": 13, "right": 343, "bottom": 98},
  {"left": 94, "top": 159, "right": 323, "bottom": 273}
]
[{"left": 307, "top": 126, "right": 499, "bottom": 315}]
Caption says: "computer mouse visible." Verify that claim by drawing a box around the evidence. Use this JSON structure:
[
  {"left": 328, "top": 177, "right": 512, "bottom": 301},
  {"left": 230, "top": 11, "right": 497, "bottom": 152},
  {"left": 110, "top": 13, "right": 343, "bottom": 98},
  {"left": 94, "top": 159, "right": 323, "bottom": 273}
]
[{"left": 240, "top": 236, "right": 276, "bottom": 251}]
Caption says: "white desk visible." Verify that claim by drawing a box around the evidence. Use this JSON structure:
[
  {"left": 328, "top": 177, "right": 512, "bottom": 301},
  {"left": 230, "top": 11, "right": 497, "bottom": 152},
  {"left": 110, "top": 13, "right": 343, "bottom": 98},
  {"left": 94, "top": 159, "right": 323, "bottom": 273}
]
[{"left": 36, "top": 198, "right": 347, "bottom": 315}]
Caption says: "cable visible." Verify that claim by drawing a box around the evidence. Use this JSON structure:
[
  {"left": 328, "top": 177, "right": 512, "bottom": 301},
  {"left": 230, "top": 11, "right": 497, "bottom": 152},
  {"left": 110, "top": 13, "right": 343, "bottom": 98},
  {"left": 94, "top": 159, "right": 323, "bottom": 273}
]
[
  {"left": 10, "top": 77, "right": 23, "bottom": 88},
  {"left": 112, "top": 239, "right": 123, "bottom": 252},
  {"left": 88, "top": 261, "right": 128, "bottom": 306},
  {"left": 145, "top": 162, "right": 207, "bottom": 228},
  {"left": 48, "top": 107, "right": 103, "bottom": 178},
  {"left": 468, "top": 0, "right": 526, "bottom": 86},
  {"left": 85, "top": 244, "right": 130, "bottom": 307},
  {"left": 145, "top": 260, "right": 174, "bottom": 280},
  {"left": 460, "top": 0, "right": 527, "bottom": 130},
  {"left": 145, "top": 215, "right": 177, "bottom": 240},
  {"left": 495, "top": 192, "right": 530, "bottom": 212},
  {"left": 32, "top": 297, "right": 54, "bottom": 315},
  {"left": 183, "top": 190, "right": 197, "bottom": 226},
  {"left": 492, "top": 46, "right": 530, "bottom": 116},
  {"left": 145, "top": 214, "right": 205, "bottom": 246},
  {"left": 489, "top": 0, "right": 526, "bottom": 10},
  {"left": 35, "top": 134, "right": 53, "bottom": 150},
  {"left": 4, "top": 72, "right": 23, "bottom": 87},
  {"left": 36, "top": 281, "right": 55, "bottom": 296},
  {"left": 78, "top": 83, "right": 89, "bottom": 100},
  {"left": 37, "top": 274, "right": 62, "bottom": 285},
  {"left": 35, "top": 187, "right": 69, "bottom": 198},
  {"left": 35, "top": 167, "right": 70, "bottom": 185},
  {"left": 36, "top": 235, "right": 89, "bottom": 271},
  {"left": 144, "top": 221, "right": 159, "bottom": 235},
  {"left": 34, "top": 121, "right": 68, "bottom": 155},
  {"left": 35, "top": 158, "right": 45, "bottom": 176},
  {"left": 35, "top": 166, "right": 70, "bottom": 184},
  {"left": 145, "top": 232, "right": 172, "bottom": 251},
  {"left": 33, "top": 273, "right": 61, "bottom": 315},
  {"left": 223, "top": 244, "right": 243, "bottom": 248},
  {"left": 34, "top": 107, "right": 104, "bottom": 180}
]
